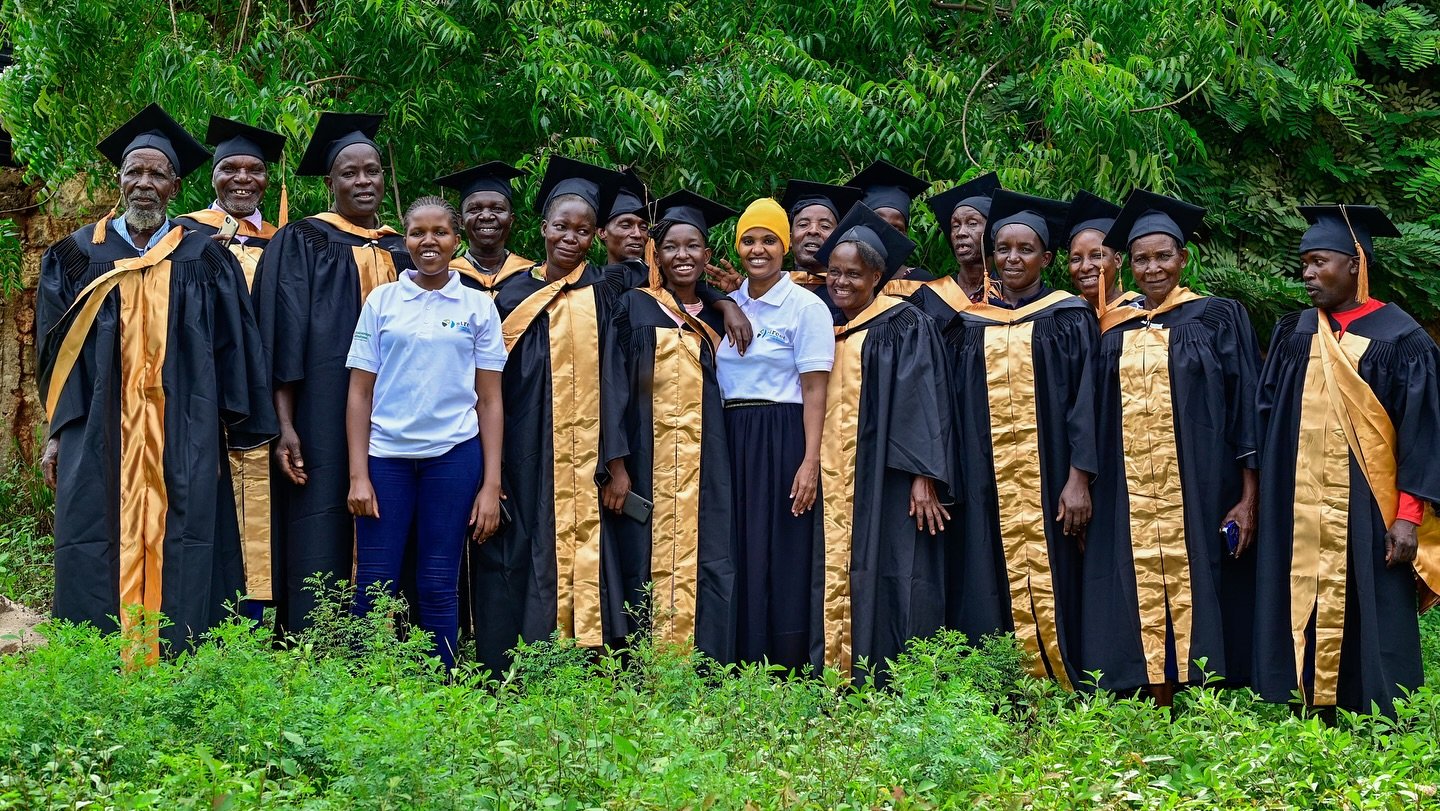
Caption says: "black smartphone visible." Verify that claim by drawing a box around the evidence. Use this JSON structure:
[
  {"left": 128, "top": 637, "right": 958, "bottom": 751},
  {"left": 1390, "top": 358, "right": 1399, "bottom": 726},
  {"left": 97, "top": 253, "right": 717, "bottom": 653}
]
[
  {"left": 1221, "top": 520, "right": 1240, "bottom": 556},
  {"left": 621, "top": 491, "right": 653, "bottom": 524},
  {"left": 498, "top": 498, "right": 512, "bottom": 526}
]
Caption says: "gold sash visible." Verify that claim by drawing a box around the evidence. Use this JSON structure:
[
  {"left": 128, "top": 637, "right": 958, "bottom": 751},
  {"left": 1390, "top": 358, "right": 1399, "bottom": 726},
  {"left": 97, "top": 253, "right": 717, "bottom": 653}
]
[
  {"left": 640, "top": 295, "right": 708, "bottom": 647},
  {"left": 789, "top": 270, "right": 827, "bottom": 288},
  {"left": 920, "top": 275, "right": 976, "bottom": 315},
  {"left": 881, "top": 278, "right": 925, "bottom": 298},
  {"left": 310, "top": 213, "right": 399, "bottom": 303},
  {"left": 46, "top": 226, "right": 186, "bottom": 665},
  {"left": 820, "top": 295, "right": 904, "bottom": 676},
  {"left": 1290, "top": 316, "right": 1440, "bottom": 704},
  {"left": 1099, "top": 286, "right": 1203, "bottom": 334},
  {"left": 975, "top": 291, "right": 1076, "bottom": 689},
  {"left": 501, "top": 265, "right": 607, "bottom": 646},
  {"left": 451, "top": 253, "right": 535, "bottom": 294},
  {"left": 178, "top": 209, "right": 278, "bottom": 291}
]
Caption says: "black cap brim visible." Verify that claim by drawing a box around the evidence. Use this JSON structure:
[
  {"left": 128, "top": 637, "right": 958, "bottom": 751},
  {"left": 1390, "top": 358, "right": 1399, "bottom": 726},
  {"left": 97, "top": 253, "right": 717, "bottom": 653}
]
[
  {"left": 814, "top": 202, "right": 918, "bottom": 284},
  {"left": 651, "top": 189, "right": 739, "bottom": 238},
  {"left": 780, "top": 179, "right": 863, "bottom": 220},
  {"left": 96, "top": 103, "right": 211, "bottom": 178},
  {"left": 1064, "top": 189, "right": 1123, "bottom": 243},
  {"left": 206, "top": 115, "right": 286, "bottom": 165},
  {"left": 295, "top": 112, "right": 384, "bottom": 177},
  {"left": 848, "top": 159, "right": 930, "bottom": 219},
  {"left": 987, "top": 190, "right": 1071, "bottom": 253},
  {"left": 434, "top": 161, "right": 529, "bottom": 203},
  {"left": 1103, "top": 189, "right": 1206, "bottom": 252},
  {"left": 924, "top": 171, "right": 1001, "bottom": 224},
  {"left": 1298, "top": 204, "right": 1400, "bottom": 258},
  {"left": 535, "top": 155, "right": 625, "bottom": 219}
]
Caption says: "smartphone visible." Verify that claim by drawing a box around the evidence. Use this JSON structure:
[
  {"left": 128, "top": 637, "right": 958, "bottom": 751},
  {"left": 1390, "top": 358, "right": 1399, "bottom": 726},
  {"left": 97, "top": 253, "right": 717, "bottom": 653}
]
[
  {"left": 1221, "top": 520, "right": 1240, "bottom": 556},
  {"left": 621, "top": 491, "right": 654, "bottom": 524},
  {"left": 498, "top": 498, "right": 512, "bottom": 527},
  {"left": 217, "top": 214, "right": 240, "bottom": 246}
]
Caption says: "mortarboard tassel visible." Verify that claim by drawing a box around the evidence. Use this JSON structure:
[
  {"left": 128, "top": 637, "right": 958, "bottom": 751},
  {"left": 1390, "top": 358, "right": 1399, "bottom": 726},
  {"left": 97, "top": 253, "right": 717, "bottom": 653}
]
[
  {"left": 644, "top": 236, "right": 663, "bottom": 289},
  {"left": 1339, "top": 204, "right": 1369, "bottom": 305},
  {"left": 278, "top": 178, "right": 289, "bottom": 228},
  {"left": 91, "top": 199, "right": 119, "bottom": 244}
]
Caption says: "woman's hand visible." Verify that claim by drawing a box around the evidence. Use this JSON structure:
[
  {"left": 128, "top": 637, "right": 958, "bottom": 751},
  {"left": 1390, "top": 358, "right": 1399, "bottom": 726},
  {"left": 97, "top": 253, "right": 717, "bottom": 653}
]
[
  {"left": 275, "top": 426, "right": 308, "bottom": 485},
  {"left": 705, "top": 258, "right": 742, "bottom": 293},
  {"left": 348, "top": 477, "right": 379, "bottom": 518},
  {"left": 602, "top": 458, "right": 631, "bottom": 514},
  {"left": 790, "top": 457, "right": 820, "bottom": 516},
  {"left": 1057, "top": 466, "right": 1092, "bottom": 545},
  {"left": 470, "top": 485, "right": 503, "bottom": 542},
  {"left": 910, "top": 476, "right": 951, "bottom": 535},
  {"left": 1221, "top": 490, "right": 1258, "bottom": 558},
  {"left": 716, "top": 298, "right": 753, "bottom": 356}
]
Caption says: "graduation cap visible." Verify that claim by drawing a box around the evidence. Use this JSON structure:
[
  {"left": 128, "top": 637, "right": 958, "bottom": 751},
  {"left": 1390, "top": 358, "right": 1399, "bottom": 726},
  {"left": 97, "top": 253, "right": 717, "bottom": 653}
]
[
  {"left": 1065, "top": 190, "right": 1123, "bottom": 243},
  {"left": 1102, "top": 189, "right": 1206, "bottom": 252},
  {"left": 1298, "top": 204, "right": 1401, "bottom": 305},
  {"left": 987, "top": 190, "right": 1071, "bottom": 252},
  {"left": 1298, "top": 205, "right": 1399, "bottom": 260},
  {"left": 534, "top": 155, "right": 624, "bottom": 218},
  {"left": 96, "top": 103, "right": 210, "bottom": 178},
  {"left": 205, "top": 116, "right": 285, "bottom": 165},
  {"left": 925, "top": 171, "right": 1001, "bottom": 224},
  {"left": 780, "top": 179, "right": 863, "bottom": 220},
  {"left": 814, "top": 202, "right": 918, "bottom": 285},
  {"left": 847, "top": 159, "right": 931, "bottom": 220},
  {"left": 651, "top": 189, "right": 738, "bottom": 240},
  {"left": 604, "top": 167, "right": 649, "bottom": 224},
  {"left": 434, "top": 161, "right": 528, "bottom": 203},
  {"left": 295, "top": 112, "right": 384, "bottom": 177}
]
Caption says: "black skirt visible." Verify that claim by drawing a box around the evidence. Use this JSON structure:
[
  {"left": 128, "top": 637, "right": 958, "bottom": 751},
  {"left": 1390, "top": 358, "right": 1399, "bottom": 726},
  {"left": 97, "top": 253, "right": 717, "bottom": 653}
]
[{"left": 726, "top": 401, "right": 814, "bottom": 671}]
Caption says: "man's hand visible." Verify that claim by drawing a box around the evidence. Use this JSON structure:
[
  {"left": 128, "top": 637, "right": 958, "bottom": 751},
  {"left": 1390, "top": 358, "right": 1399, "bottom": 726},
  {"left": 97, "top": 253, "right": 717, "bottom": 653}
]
[
  {"left": 1386, "top": 518, "right": 1419, "bottom": 567},
  {"left": 275, "top": 427, "right": 308, "bottom": 485},
  {"left": 41, "top": 438, "right": 59, "bottom": 490},
  {"left": 705, "top": 258, "right": 742, "bottom": 293}
]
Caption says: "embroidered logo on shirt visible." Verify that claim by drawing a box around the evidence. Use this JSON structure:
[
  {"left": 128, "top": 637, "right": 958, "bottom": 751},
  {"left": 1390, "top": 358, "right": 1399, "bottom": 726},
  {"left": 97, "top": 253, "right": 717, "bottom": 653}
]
[
  {"left": 756, "top": 326, "right": 790, "bottom": 346},
  {"left": 353, "top": 330, "right": 372, "bottom": 343},
  {"left": 440, "top": 319, "right": 473, "bottom": 334}
]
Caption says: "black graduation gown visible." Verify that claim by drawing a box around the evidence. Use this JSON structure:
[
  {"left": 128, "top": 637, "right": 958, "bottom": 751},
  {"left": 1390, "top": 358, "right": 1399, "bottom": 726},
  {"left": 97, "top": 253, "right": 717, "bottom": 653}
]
[
  {"left": 811, "top": 297, "right": 954, "bottom": 683},
  {"left": 470, "top": 263, "right": 631, "bottom": 673},
  {"left": 1080, "top": 296, "right": 1261, "bottom": 692},
  {"left": 943, "top": 289, "right": 1099, "bottom": 689},
  {"left": 604, "top": 288, "right": 736, "bottom": 662},
  {"left": 250, "top": 215, "right": 411, "bottom": 633},
  {"left": 36, "top": 220, "right": 275, "bottom": 652},
  {"left": 908, "top": 275, "right": 981, "bottom": 326},
  {"left": 1252, "top": 305, "right": 1440, "bottom": 714}
]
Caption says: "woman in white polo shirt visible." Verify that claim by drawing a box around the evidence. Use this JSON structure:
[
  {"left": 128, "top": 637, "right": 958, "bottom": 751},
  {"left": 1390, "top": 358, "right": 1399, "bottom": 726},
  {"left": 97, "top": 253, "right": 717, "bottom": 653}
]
[
  {"left": 345, "top": 195, "right": 506, "bottom": 672},
  {"left": 718, "top": 197, "right": 834, "bottom": 672}
]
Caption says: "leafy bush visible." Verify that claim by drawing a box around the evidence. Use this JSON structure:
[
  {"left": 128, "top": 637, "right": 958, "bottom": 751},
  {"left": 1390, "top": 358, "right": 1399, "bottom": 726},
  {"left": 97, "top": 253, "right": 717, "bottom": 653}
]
[
  {"left": 2, "top": 0, "right": 1438, "bottom": 338},
  {"left": 0, "top": 441, "right": 53, "bottom": 612},
  {"left": 0, "top": 597, "right": 1438, "bottom": 809}
]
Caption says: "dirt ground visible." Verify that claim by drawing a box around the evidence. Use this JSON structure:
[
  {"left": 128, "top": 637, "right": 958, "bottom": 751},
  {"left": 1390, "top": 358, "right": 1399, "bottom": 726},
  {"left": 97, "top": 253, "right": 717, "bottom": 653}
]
[{"left": 0, "top": 595, "right": 46, "bottom": 653}]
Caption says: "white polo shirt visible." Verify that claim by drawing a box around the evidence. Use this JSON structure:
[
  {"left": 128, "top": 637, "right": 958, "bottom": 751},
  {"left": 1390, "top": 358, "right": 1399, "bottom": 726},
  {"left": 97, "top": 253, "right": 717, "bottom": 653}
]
[
  {"left": 346, "top": 270, "right": 507, "bottom": 459},
  {"left": 716, "top": 271, "right": 835, "bottom": 403}
]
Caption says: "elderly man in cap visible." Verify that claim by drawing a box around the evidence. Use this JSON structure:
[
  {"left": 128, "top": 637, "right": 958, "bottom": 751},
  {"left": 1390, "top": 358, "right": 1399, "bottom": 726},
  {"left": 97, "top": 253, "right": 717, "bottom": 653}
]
[{"left": 36, "top": 103, "right": 275, "bottom": 659}]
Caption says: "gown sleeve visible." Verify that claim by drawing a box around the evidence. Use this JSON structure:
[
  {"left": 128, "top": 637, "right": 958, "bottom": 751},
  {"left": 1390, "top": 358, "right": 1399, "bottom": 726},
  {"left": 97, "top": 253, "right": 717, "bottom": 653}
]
[
  {"left": 1209, "top": 298, "right": 1263, "bottom": 467},
  {"left": 882, "top": 309, "right": 956, "bottom": 497},
  {"left": 1256, "top": 312, "right": 1303, "bottom": 457},
  {"left": 600, "top": 290, "right": 635, "bottom": 473},
  {"left": 1391, "top": 328, "right": 1440, "bottom": 504},
  {"left": 208, "top": 241, "right": 277, "bottom": 449},
  {"left": 251, "top": 222, "right": 314, "bottom": 386},
  {"left": 36, "top": 235, "right": 90, "bottom": 436},
  {"left": 1057, "top": 306, "right": 1100, "bottom": 477}
]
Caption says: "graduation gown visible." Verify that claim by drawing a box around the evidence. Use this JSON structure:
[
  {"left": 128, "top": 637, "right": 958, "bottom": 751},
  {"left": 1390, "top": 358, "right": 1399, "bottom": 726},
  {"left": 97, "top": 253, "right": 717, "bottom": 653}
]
[
  {"left": 1080, "top": 291, "right": 1261, "bottom": 692},
  {"left": 813, "top": 296, "right": 954, "bottom": 682},
  {"left": 471, "top": 262, "right": 630, "bottom": 673},
  {"left": 450, "top": 251, "right": 535, "bottom": 296},
  {"left": 604, "top": 287, "right": 736, "bottom": 661},
  {"left": 250, "top": 213, "right": 411, "bottom": 632},
  {"left": 36, "top": 218, "right": 275, "bottom": 656},
  {"left": 176, "top": 208, "right": 280, "bottom": 602},
  {"left": 1252, "top": 305, "right": 1440, "bottom": 714},
  {"left": 944, "top": 289, "right": 1099, "bottom": 689},
  {"left": 877, "top": 265, "right": 935, "bottom": 298},
  {"left": 908, "top": 274, "right": 981, "bottom": 325}
]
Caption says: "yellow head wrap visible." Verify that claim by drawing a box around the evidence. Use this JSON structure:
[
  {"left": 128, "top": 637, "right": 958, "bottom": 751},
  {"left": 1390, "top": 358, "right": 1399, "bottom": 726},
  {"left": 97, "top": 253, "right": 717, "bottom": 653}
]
[{"left": 735, "top": 198, "right": 791, "bottom": 254}]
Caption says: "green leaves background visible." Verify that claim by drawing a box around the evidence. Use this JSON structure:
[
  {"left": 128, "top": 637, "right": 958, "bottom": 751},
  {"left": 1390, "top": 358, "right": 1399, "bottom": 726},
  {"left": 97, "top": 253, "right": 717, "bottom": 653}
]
[{"left": 2, "top": 0, "right": 1437, "bottom": 335}]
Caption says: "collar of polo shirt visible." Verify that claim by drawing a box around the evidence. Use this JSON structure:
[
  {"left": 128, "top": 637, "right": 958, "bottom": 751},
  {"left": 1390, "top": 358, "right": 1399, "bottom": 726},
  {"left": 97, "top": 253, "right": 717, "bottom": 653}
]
[{"left": 398, "top": 268, "right": 464, "bottom": 301}]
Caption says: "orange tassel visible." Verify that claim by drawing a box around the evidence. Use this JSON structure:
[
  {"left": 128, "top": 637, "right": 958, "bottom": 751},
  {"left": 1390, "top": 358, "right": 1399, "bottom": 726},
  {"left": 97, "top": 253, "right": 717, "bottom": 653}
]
[
  {"left": 278, "top": 179, "right": 289, "bottom": 228},
  {"left": 1338, "top": 204, "right": 1369, "bottom": 305},
  {"left": 91, "top": 200, "right": 119, "bottom": 244}
]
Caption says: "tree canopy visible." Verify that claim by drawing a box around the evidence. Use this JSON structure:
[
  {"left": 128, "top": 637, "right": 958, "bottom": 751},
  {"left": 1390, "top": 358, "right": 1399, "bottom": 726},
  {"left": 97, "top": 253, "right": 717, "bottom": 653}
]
[{"left": 2, "top": 0, "right": 1438, "bottom": 335}]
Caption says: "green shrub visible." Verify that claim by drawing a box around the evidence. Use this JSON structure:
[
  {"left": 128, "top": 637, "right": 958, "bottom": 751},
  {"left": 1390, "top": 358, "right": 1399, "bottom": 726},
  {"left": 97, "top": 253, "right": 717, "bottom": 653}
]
[{"left": 0, "top": 441, "right": 54, "bottom": 612}]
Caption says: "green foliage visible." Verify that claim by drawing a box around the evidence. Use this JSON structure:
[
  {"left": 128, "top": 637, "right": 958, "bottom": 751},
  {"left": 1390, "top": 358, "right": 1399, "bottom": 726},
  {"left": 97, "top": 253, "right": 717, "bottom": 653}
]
[
  {"left": 0, "top": 439, "right": 53, "bottom": 611},
  {"left": 0, "top": 613, "right": 1438, "bottom": 809},
  {"left": 0, "top": 0, "right": 1437, "bottom": 335}
]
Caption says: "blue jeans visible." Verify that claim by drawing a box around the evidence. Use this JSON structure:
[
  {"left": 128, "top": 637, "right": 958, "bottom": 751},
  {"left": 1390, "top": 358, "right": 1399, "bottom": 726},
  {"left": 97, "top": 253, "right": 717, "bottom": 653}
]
[{"left": 353, "top": 436, "right": 481, "bottom": 670}]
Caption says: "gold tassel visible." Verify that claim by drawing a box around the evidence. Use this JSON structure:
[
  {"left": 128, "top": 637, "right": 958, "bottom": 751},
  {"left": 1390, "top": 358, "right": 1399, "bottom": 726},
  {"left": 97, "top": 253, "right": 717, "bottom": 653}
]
[
  {"left": 1338, "top": 204, "right": 1369, "bottom": 305},
  {"left": 1096, "top": 280, "right": 1110, "bottom": 317},
  {"left": 91, "top": 200, "right": 119, "bottom": 244},
  {"left": 278, "top": 179, "right": 289, "bottom": 228},
  {"left": 644, "top": 236, "right": 662, "bottom": 289}
]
